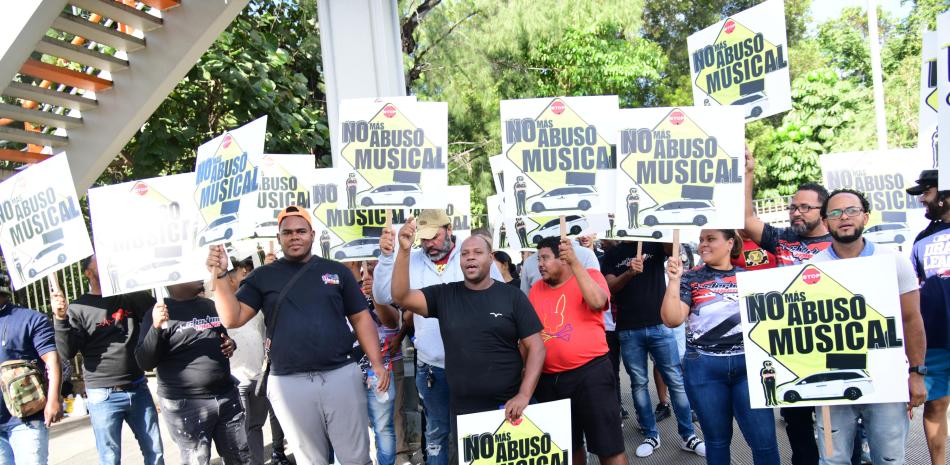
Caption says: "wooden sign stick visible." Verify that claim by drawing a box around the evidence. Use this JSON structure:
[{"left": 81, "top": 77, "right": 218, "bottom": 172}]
[
  {"left": 559, "top": 215, "right": 566, "bottom": 240},
  {"left": 636, "top": 241, "right": 643, "bottom": 261},
  {"left": 822, "top": 406, "right": 833, "bottom": 456},
  {"left": 47, "top": 274, "right": 61, "bottom": 295},
  {"left": 672, "top": 229, "right": 681, "bottom": 262}
]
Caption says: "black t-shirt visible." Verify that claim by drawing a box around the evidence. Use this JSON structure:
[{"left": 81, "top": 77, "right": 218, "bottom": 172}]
[
  {"left": 759, "top": 224, "right": 832, "bottom": 266},
  {"left": 421, "top": 280, "right": 542, "bottom": 414},
  {"left": 236, "top": 257, "right": 367, "bottom": 375},
  {"left": 599, "top": 241, "right": 668, "bottom": 330},
  {"left": 135, "top": 298, "right": 233, "bottom": 399}
]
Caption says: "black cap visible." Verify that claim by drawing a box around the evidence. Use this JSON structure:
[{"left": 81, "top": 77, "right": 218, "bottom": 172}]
[{"left": 906, "top": 169, "right": 938, "bottom": 195}]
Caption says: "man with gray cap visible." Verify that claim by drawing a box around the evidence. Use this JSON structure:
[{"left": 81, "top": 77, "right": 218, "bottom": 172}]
[
  {"left": 906, "top": 169, "right": 950, "bottom": 465},
  {"left": 373, "top": 209, "right": 502, "bottom": 465}
]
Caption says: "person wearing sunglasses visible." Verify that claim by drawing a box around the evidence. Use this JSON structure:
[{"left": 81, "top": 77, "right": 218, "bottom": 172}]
[{"left": 807, "top": 189, "right": 927, "bottom": 465}]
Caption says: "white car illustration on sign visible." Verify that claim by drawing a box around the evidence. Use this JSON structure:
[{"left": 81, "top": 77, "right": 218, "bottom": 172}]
[
  {"left": 780, "top": 370, "right": 874, "bottom": 403},
  {"left": 335, "top": 238, "right": 381, "bottom": 260},
  {"left": 643, "top": 200, "right": 715, "bottom": 226},
  {"left": 532, "top": 215, "right": 588, "bottom": 245},
  {"left": 864, "top": 222, "right": 912, "bottom": 245},
  {"left": 198, "top": 215, "right": 238, "bottom": 246},
  {"left": 360, "top": 184, "right": 422, "bottom": 207},
  {"left": 123, "top": 260, "right": 182, "bottom": 289},
  {"left": 530, "top": 186, "right": 598, "bottom": 213},
  {"left": 27, "top": 242, "right": 67, "bottom": 278}
]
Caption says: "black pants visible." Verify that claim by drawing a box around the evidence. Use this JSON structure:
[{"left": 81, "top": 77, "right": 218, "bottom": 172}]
[
  {"left": 781, "top": 407, "right": 818, "bottom": 465},
  {"left": 606, "top": 330, "right": 622, "bottom": 406},
  {"left": 160, "top": 387, "right": 252, "bottom": 465}
]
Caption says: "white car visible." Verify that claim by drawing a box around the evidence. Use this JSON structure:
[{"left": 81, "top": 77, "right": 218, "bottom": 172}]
[
  {"left": 643, "top": 200, "right": 715, "bottom": 226},
  {"left": 733, "top": 92, "right": 769, "bottom": 119},
  {"left": 865, "top": 222, "right": 912, "bottom": 245},
  {"left": 26, "top": 242, "right": 67, "bottom": 278},
  {"left": 530, "top": 186, "right": 598, "bottom": 213},
  {"left": 780, "top": 370, "right": 874, "bottom": 403},
  {"left": 123, "top": 260, "right": 182, "bottom": 289},
  {"left": 359, "top": 184, "right": 422, "bottom": 207},
  {"left": 532, "top": 215, "right": 588, "bottom": 245},
  {"left": 334, "top": 238, "right": 381, "bottom": 260},
  {"left": 252, "top": 220, "right": 278, "bottom": 238},
  {"left": 198, "top": 215, "right": 238, "bottom": 246}
]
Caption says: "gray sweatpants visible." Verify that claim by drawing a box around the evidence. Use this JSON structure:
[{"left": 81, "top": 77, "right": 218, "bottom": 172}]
[{"left": 267, "top": 363, "right": 371, "bottom": 465}]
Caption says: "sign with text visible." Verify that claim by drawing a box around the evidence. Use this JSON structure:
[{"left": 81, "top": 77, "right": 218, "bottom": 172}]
[
  {"left": 502, "top": 214, "right": 609, "bottom": 251},
  {"left": 89, "top": 173, "right": 206, "bottom": 297},
  {"left": 821, "top": 149, "right": 928, "bottom": 256},
  {"left": 237, "top": 154, "right": 314, "bottom": 239},
  {"left": 499, "top": 96, "right": 618, "bottom": 218},
  {"left": 614, "top": 106, "right": 745, "bottom": 234},
  {"left": 687, "top": 0, "right": 791, "bottom": 122},
  {"left": 0, "top": 155, "right": 92, "bottom": 289},
  {"left": 938, "top": 12, "right": 950, "bottom": 189},
  {"left": 738, "top": 256, "right": 909, "bottom": 408},
  {"left": 337, "top": 97, "right": 448, "bottom": 210},
  {"left": 457, "top": 399, "right": 571, "bottom": 465},
  {"left": 920, "top": 31, "right": 939, "bottom": 168},
  {"left": 194, "top": 116, "right": 266, "bottom": 245}
]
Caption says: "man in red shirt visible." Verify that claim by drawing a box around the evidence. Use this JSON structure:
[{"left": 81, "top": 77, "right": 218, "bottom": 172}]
[{"left": 528, "top": 236, "right": 628, "bottom": 465}]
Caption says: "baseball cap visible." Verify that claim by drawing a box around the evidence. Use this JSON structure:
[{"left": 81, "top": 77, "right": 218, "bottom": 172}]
[
  {"left": 276, "top": 205, "right": 312, "bottom": 228},
  {"left": 906, "top": 170, "right": 938, "bottom": 195},
  {"left": 417, "top": 209, "right": 451, "bottom": 240}
]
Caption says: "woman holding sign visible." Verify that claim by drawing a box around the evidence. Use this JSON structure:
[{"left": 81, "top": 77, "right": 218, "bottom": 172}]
[{"left": 660, "top": 229, "right": 780, "bottom": 465}]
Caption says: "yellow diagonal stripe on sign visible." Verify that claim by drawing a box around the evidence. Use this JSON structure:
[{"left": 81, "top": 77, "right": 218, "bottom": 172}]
[
  {"left": 695, "top": 19, "right": 786, "bottom": 105},
  {"left": 464, "top": 415, "right": 567, "bottom": 465}
]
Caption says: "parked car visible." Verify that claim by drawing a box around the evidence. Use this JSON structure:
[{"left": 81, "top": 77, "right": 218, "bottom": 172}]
[
  {"left": 198, "top": 215, "right": 238, "bottom": 246},
  {"left": 334, "top": 238, "right": 381, "bottom": 260},
  {"left": 865, "top": 222, "right": 912, "bottom": 245},
  {"left": 531, "top": 215, "right": 588, "bottom": 245},
  {"left": 27, "top": 242, "right": 67, "bottom": 278},
  {"left": 643, "top": 200, "right": 715, "bottom": 226},
  {"left": 123, "top": 260, "right": 182, "bottom": 289},
  {"left": 780, "top": 370, "right": 874, "bottom": 403},
  {"left": 530, "top": 186, "right": 598, "bottom": 213},
  {"left": 359, "top": 183, "right": 422, "bottom": 207}
]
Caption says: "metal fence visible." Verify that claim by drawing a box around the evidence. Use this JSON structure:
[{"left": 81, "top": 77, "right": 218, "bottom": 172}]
[{"left": 3, "top": 260, "right": 88, "bottom": 316}]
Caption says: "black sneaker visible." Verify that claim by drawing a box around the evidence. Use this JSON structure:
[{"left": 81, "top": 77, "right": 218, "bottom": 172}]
[
  {"left": 271, "top": 450, "right": 291, "bottom": 465},
  {"left": 654, "top": 402, "right": 672, "bottom": 422},
  {"left": 621, "top": 407, "right": 630, "bottom": 420}
]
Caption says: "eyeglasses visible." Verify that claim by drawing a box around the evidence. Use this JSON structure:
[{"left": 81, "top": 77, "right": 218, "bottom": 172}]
[
  {"left": 826, "top": 207, "right": 864, "bottom": 220},
  {"left": 787, "top": 204, "right": 821, "bottom": 213}
]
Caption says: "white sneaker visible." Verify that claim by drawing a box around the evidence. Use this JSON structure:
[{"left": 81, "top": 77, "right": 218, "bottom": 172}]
[
  {"left": 635, "top": 437, "right": 660, "bottom": 457},
  {"left": 681, "top": 435, "right": 706, "bottom": 457}
]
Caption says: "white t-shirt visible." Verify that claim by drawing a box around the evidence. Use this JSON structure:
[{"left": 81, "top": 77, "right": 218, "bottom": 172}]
[{"left": 807, "top": 240, "right": 918, "bottom": 295}]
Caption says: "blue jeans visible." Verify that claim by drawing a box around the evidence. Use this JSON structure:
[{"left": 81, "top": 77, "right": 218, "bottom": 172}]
[
  {"left": 415, "top": 362, "right": 450, "bottom": 465},
  {"left": 0, "top": 420, "right": 48, "bottom": 465},
  {"left": 619, "top": 325, "right": 695, "bottom": 440},
  {"left": 816, "top": 402, "right": 909, "bottom": 465},
  {"left": 86, "top": 383, "right": 164, "bottom": 465},
  {"left": 366, "top": 370, "right": 397, "bottom": 465},
  {"left": 683, "top": 350, "right": 780, "bottom": 465}
]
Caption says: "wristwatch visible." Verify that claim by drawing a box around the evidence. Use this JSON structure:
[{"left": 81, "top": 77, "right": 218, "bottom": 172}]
[{"left": 909, "top": 365, "right": 928, "bottom": 375}]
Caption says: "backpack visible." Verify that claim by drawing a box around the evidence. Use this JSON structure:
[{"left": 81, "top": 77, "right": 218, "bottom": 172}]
[{"left": 0, "top": 360, "right": 46, "bottom": 418}]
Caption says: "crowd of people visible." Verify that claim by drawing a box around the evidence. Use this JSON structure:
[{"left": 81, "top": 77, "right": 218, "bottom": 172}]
[{"left": 0, "top": 149, "right": 947, "bottom": 465}]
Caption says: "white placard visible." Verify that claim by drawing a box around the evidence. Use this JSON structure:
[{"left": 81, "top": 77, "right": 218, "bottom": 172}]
[{"left": 457, "top": 399, "right": 571, "bottom": 465}]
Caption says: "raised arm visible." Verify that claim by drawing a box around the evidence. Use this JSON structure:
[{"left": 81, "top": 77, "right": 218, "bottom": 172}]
[
  {"left": 560, "top": 239, "right": 607, "bottom": 311},
  {"left": 207, "top": 245, "right": 258, "bottom": 328},
  {"left": 392, "top": 218, "right": 430, "bottom": 316},
  {"left": 743, "top": 145, "right": 766, "bottom": 244},
  {"left": 372, "top": 227, "right": 397, "bottom": 305},
  {"left": 660, "top": 255, "right": 690, "bottom": 327}
]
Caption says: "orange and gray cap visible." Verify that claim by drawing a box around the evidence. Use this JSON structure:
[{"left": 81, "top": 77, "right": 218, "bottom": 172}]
[{"left": 277, "top": 205, "right": 312, "bottom": 228}]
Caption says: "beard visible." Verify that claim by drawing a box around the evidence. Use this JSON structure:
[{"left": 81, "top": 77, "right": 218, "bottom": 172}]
[
  {"left": 830, "top": 225, "right": 864, "bottom": 244},
  {"left": 790, "top": 217, "right": 821, "bottom": 235},
  {"left": 924, "top": 198, "right": 950, "bottom": 220}
]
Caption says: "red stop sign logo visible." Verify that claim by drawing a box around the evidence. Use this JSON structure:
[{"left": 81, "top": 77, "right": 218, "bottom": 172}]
[
  {"left": 383, "top": 104, "right": 397, "bottom": 118},
  {"left": 222, "top": 134, "right": 233, "bottom": 149},
  {"left": 724, "top": 20, "right": 736, "bottom": 34},
  {"left": 262, "top": 155, "right": 274, "bottom": 167},
  {"left": 803, "top": 269, "right": 821, "bottom": 285},
  {"left": 670, "top": 110, "right": 685, "bottom": 125},
  {"left": 132, "top": 182, "right": 149, "bottom": 196},
  {"left": 551, "top": 100, "right": 565, "bottom": 115}
]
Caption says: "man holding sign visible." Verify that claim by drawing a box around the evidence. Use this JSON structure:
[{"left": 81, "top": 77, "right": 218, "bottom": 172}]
[
  {"left": 389, "top": 219, "right": 546, "bottom": 420},
  {"left": 808, "top": 189, "right": 927, "bottom": 465}
]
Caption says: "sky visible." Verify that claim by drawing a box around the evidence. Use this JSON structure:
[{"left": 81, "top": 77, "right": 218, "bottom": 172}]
[{"left": 810, "top": 0, "right": 913, "bottom": 25}]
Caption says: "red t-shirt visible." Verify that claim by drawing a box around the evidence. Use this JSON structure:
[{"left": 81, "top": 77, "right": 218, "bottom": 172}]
[
  {"left": 731, "top": 239, "right": 777, "bottom": 271},
  {"left": 528, "top": 269, "right": 610, "bottom": 374}
]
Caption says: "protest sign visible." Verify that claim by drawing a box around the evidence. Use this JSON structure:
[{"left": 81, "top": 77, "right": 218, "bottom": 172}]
[
  {"left": 920, "top": 31, "right": 939, "bottom": 168},
  {"left": 614, "top": 106, "right": 745, "bottom": 234},
  {"left": 738, "top": 255, "right": 909, "bottom": 408},
  {"left": 310, "top": 167, "right": 389, "bottom": 261},
  {"left": 194, "top": 116, "right": 266, "bottom": 245},
  {"left": 686, "top": 0, "right": 791, "bottom": 122},
  {"left": 821, "top": 149, "right": 928, "bottom": 255},
  {"left": 938, "top": 12, "right": 950, "bottom": 189},
  {"left": 0, "top": 154, "right": 92, "bottom": 290},
  {"left": 502, "top": 214, "right": 609, "bottom": 251},
  {"left": 403, "top": 185, "right": 472, "bottom": 246},
  {"left": 457, "top": 399, "right": 571, "bottom": 465},
  {"left": 489, "top": 154, "right": 505, "bottom": 194},
  {"left": 89, "top": 173, "right": 207, "bottom": 297},
  {"left": 238, "top": 154, "right": 315, "bottom": 238},
  {"left": 499, "top": 96, "right": 618, "bottom": 218},
  {"left": 337, "top": 97, "right": 448, "bottom": 209},
  {"left": 487, "top": 195, "right": 509, "bottom": 250}
]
